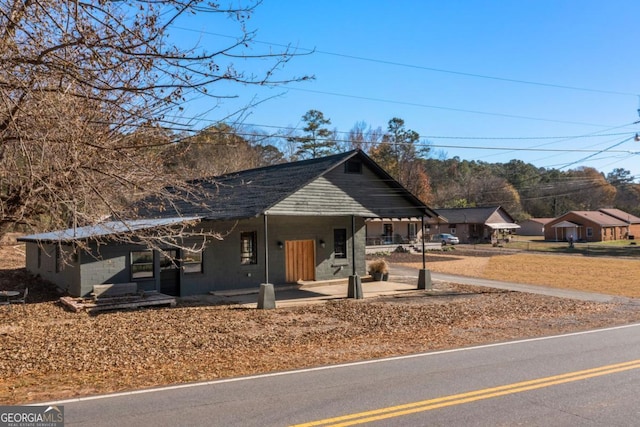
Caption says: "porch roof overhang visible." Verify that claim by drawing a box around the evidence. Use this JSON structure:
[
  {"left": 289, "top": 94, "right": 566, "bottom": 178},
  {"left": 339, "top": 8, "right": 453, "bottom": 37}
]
[
  {"left": 552, "top": 220, "right": 580, "bottom": 228},
  {"left": 365, "top": 215, "right": 447, "bottom": 223},
  {"left": 486, "top": 222, "right": 521, "bottom": 230},
  {"left": 17, "top": 216, "right": 203, "bottom": 243}
]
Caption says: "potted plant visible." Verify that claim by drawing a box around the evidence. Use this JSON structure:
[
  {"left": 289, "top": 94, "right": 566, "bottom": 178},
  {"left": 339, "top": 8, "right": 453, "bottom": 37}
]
[{"left": 368, "top": 258, "right": 389, "bottom": 281}]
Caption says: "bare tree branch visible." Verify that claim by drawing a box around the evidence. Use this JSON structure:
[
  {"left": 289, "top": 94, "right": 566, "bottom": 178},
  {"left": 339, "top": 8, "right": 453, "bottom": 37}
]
[{"left": 0, "top": 0, "right": 311, "bottom": 246}]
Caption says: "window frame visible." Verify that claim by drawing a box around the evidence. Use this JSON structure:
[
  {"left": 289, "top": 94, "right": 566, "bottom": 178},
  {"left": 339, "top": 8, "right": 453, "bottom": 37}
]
[
  {"left": 334, "top": 228, "right": 347, "bottom": 259},
  {"left": 131, "top": 250, "right": 155, "bottom": 280},
  {"left": 240, "top": 231, "right": 258, "bottom": 265},
  {"left": 183, "top": 250, "right": 204, "bottom": 274},
  {"left": 344, "top": 159, "right": 363, "bottom": 174},
  {"left": 408, "top": 223, "right": 417, "bottom": 240}
]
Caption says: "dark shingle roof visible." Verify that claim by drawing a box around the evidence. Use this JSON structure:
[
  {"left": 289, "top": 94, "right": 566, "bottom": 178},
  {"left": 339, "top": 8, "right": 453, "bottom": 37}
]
[
  {"left": 21, "top": 151, "right": 440, "bottom": 242},
  {"left": 567, "top": 211, "right": 628, "bottom": 226},
  {"left": 435, "top": 206, "right": 507, "bottom": 224},
  {"left": 138, "top": 150, "right": 435, "bottom": 221},
  {"left": 598, "top": 208, "right": 640, "bottom": 224}
]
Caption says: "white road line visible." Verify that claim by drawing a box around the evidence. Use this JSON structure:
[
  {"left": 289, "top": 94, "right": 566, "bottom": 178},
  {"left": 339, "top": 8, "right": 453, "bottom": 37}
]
[{"left": 38, "top": 322, "right": 640, "bottom": 406}]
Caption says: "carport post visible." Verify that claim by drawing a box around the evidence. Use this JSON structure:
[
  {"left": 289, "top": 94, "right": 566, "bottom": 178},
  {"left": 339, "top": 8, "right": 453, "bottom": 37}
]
[{"left": 418, "top": 216, "right": 432, "bottom": 290}]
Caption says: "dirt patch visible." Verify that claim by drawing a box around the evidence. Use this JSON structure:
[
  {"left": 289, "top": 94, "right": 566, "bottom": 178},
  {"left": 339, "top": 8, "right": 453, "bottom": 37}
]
[{"left": 1, "top": 244, "right": 640, "bottom": 404}]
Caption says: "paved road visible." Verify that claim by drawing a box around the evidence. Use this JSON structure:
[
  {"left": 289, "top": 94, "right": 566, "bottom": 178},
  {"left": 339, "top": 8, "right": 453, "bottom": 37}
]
[{"left": 55, "top": 323, "right": 640, "bottom": 426}]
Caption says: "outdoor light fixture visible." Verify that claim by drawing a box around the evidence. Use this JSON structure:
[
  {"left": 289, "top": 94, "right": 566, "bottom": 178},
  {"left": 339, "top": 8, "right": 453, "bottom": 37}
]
[
  {"left": 319, "top": 239, "right": 326, "bottom": 248},
  {"left": 277, "top": 241, "right": 284, "bottom": 249}
]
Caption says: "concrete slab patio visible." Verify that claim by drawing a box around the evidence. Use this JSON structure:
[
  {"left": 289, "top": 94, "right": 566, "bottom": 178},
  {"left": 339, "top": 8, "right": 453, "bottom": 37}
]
[{"left": 187, "top": 278, "right": 421, "bottom": 308}]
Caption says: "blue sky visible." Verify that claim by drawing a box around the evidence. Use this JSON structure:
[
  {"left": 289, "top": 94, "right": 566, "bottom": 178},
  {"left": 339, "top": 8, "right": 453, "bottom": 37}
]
[{"left": 170, "top": 1, "right": 640, "bottom": 179}]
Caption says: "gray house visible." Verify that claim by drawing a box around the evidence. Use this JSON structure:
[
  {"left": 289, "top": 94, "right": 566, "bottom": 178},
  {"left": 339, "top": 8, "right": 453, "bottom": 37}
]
[{"left": 19, "top": 150, "right": 438, "bottom": 297}]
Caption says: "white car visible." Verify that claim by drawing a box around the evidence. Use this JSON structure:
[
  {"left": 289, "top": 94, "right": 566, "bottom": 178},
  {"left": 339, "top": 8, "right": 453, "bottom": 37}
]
[{"left": 434, "top": 233, "right": 459, "bottom": 245}]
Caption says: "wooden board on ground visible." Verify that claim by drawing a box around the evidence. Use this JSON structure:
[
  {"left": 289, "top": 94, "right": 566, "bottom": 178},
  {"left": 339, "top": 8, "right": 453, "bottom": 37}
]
[
  {"left": 92, "top": 283, "right": 138, "bottom": 299},
  {"left": 60, "top": 292, "right": 176, "bottom": 313}
]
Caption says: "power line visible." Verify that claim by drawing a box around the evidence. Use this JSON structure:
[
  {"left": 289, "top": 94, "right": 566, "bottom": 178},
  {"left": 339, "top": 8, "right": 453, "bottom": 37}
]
[
  {"left": 556, "top": 136, "right": 637, "bottom": 170},
  {"left": 171, "top": 26, "right": 638, "bottom": 98},
  {"left": 419, "top": 132, "right": 633, "bottom": 140},
  {"left": 185, "top": 128, "right": 638, "bottom": 155},
  {"left": 285, "top": 87, "right": 616, "bottom": 128},
  {"left": 490, "top": 125, "right": 640, "bottom": 165},
  {"left": 163, "top": 114, "right": 639, "bottom": 144}
]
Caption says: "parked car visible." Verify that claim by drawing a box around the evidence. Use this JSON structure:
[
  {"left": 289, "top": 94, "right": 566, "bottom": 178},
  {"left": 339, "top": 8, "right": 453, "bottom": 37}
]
[{"left": 434, "top": 233, "right": 459, "bottom": 245}]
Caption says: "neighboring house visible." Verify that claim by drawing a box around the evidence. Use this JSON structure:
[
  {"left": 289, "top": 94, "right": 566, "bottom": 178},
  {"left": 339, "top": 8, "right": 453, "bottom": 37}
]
[
  {"left": 433, "top": 206, "right": 520, "bottom": 244},
  {"left": 598, "top": 209, "right": 640, "bottom": 239},
  {"left": 544, "top": 209, "right": 640, "bottom": 242},
  {"left": 517, "top": 218, "right": 554, "bottom": 236},
  {"left": 19, "top": 150, "right": 439, "bottom": 297},
  {"left": 365, "top": 217, "right": 446, "bottom": 246}
]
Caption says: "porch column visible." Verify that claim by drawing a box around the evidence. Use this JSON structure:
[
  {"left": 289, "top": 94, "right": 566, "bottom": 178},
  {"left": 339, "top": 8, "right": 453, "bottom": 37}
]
[
  {"left": 263, "top": 213, "right": 269, "bottom": 283},
  {"left": 348, "top": 214, "right": 363, "bottom": 299},
  {"left": 418, "top": 216, "right": 432, "bottom": 290},
  {"left": 258, "top": 214, "right": 275, "bottom": 309}
]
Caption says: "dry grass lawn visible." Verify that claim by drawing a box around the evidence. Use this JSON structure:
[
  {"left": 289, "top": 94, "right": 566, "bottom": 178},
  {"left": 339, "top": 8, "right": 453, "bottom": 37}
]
[{"left": 399, "top": 252, "right": 640, "bottom": 298}]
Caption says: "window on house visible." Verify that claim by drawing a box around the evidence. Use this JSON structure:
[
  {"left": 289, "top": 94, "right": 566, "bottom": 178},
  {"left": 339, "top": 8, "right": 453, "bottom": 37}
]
[
  {"left": 131, "top": 250, "right": 154, "bottom": 279},
  {"left": 586, "top": 227, "right": 593, "bottom": 238},
  {"left": 344, "top": 159, "right": 362, "bottom": 174},
  {"left": 183, "top": 250, "right": 203, "bottom": 274},
  {"left": 383, "top": 224, "right": 393, "bottom": 243},
  {"left": 240, "top": 231, "right": 258, "bottom": 265},
  {"left": 450, "top": 225, "right": 457, "bottom": 235},
  {"left": 408, "top": 223, "right": 417, "bottom": 240},
  {"left": 334, "top": 228, "right": 347, "bottom": 259}
]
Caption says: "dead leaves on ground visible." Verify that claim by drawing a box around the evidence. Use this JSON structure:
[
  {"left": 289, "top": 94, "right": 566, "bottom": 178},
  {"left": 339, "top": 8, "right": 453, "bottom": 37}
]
[{"left": 1, "top": 282, "right": 636, "bottom": 404}]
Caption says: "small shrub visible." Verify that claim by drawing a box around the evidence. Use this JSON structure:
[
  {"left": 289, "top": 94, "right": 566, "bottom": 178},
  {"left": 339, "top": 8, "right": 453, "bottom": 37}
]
[{"left": 368, "top": 258, "right": 389, "bottom": 275}]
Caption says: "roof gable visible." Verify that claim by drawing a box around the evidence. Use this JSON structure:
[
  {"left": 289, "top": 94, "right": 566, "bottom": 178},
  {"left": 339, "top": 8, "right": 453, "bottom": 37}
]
[{"left": 269, "top": 160, "right": 432, "bottom": 217}]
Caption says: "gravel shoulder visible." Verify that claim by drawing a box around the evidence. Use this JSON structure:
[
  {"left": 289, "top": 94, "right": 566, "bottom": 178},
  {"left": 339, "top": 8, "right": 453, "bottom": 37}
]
[{"left": 1, "top": 245, "right": 640, "bottom": 404}]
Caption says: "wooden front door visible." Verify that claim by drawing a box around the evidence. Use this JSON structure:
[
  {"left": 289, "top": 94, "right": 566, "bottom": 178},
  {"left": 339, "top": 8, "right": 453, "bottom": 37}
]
[{"left": 285, "top": 240, "right": 316, "bottom": 283}]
